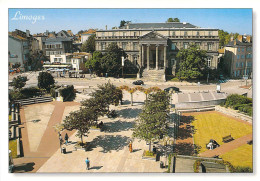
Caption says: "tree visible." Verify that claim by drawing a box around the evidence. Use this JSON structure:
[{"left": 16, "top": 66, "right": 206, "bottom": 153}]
[
  {"left": 173, "top": 18, "right": 180, "bottom": 22},
  {"left": 119, "top": 20, "right": 126, "bottom": 28},
  {"left": 167, "top": 18, "right": 174, "bottom": 22},
  {"left": 176, "top": 44, "right": 207, "bottom": 80},
  {"left": 100, "top": 43, "right": 126, "bottom": 76},
  {"left": 63, "top": 108, "right": 94, "bottom": 144},
  {"left": 11, "top": 76, "right": 27, "bottom": 90},
  {"left": 81, "top": 34, "right": 95, "bottom": 53},
  {"left": 133, "top": 91, "right": 170, "bottom": 152},
  {"left": 38, "top": 72, "right": 55, "bottom": 91},
  {"left": 168, "top": 18, "right": 180, "bottom": 22},
  {"left": 85, "top": 51, "right": 103, "bottom": 75}
]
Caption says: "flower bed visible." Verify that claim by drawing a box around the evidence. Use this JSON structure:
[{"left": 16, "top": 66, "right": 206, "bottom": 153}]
[{"left": 142, "top": 150, "right": 157, "bottom": 160}]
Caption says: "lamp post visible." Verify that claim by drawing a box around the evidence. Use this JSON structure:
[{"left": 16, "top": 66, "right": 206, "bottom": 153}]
[{"left": 121, "top": 56, "right": 125, "bottom": 78}]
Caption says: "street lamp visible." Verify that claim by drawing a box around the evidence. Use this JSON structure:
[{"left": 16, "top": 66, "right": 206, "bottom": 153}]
[{"left": 121, "top": 56, "right": 125, "bottom": 78}]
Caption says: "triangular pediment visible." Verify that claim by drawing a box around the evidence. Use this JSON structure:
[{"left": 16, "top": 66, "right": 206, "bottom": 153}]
[{"left": 139, "top": 31, "right": 168, "bottom": 41}]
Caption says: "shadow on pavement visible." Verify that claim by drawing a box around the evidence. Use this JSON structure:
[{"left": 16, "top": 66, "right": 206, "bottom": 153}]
[
  {"left": 89, "top": 135, "right": 130, "bottom": 153},
  {"left": 103, "top": 120, "right": 134, "bottom": 133},
  {"left": 90, "top": 166, "right": 103, "bottom": 170},
  {"left": 116, "top": 108, "right": 142, "bottom": 119},
  {"left": 14, "top": 162, "right": 35, "bottom": 173}
]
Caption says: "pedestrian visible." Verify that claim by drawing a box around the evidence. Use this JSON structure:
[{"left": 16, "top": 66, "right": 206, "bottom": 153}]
[
  {"left": 65, "top": 133, "right": 69, "bottom": 145},
  {"left": 128, "top": 141, "right": 133, "bottom": 153},
  {"left": 85, "top": 157, "right": 90, "bottom": 170}
]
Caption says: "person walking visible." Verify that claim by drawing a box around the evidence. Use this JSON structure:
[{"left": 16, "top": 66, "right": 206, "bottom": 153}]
[
  {"left": 85, "top": 157, "right": 90, "bottom": 170},
  {"left": 64, "top": 133, "right": 69, "bottom": 145}
]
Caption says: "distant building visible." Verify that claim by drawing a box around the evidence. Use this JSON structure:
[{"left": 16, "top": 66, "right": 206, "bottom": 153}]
[
  {"left": 81, "top": 29, "right": 96, "bottom": 44},
  {"left": 96, "top": 22, "right": 219, "bottom": 81},
  {"left": 224, "top": 35, "right": 252, "bottom": 78},
  {"left": 8, "top": 35, "right": 29, "bottom": 71},
  {"left": 8, "top": 29, "right": 39, "bottom": 71}
]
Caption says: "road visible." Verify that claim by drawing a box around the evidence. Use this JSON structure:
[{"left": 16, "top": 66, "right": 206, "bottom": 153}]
[{"left": 8, "top": 71, "right": 252, "bottom": 98}]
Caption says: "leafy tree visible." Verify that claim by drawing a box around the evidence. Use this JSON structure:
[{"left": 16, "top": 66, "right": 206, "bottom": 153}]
[
  {"left": 63, "top": 108, "right": 94, "bottom": 144},
  {"left": 119, "top": 20, "right": 127, "bottom": 28},
  {"left": 11, "top": 76, "right": 27, "bottom": 90},
  {"left": 38, "top": 72, "right": 55, "bottom": 91},
  {"left": 167, "top": 18, "right": 174, "bottom": 22},
  {"left": 173, "top": 18, "right": 180, "bottom": 22},
  {"left": 100, "top": 43, "right": 126, "bottom": 76},
  {"left": 133, "top": 91, "right": 170, "bottom": 151},
  {"left": 176, "top": 44, "right": 207, "bottom": 80},
  {"left": 81, "top": 34, "right": 95, "bottom": 53},
  {"left": 85, "top": 51, "right": 103, "bottom": 75}
]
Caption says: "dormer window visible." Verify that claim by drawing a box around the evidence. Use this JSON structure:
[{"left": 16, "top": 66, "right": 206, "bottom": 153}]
[
  {"left": 172, "top": 31, "right": 175, "bottom": 36},
  {"left": 184, "top": 31, "right": 188, "bottom": 36}
]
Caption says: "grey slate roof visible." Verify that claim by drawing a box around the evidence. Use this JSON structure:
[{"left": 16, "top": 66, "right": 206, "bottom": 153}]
[
  {"left": 43, "top": 37, "right": 73, "bottom": 42},
  {"left": 123, "top": 22, "right": 197, "bottom": 29},
  {"left": 226, "top": 39, "right": 252, "bottom": 47}
]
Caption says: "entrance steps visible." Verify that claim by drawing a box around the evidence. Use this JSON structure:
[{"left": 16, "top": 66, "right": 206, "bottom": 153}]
[{"left": 141, "top": 69, "right": 166, "bottom": 82}]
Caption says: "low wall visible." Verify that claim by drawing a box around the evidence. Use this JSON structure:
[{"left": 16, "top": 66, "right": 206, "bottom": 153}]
[
  {"left": 215, "top": 105, "right": 252, "bottom": 123},
  {"left": 175, "top": 99, "right": 226, "bottom": 109}
]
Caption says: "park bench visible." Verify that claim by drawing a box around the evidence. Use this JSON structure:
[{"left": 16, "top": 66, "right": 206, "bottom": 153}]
[{"left": 222, "top": 135, "right": 234, "bottom": 143}]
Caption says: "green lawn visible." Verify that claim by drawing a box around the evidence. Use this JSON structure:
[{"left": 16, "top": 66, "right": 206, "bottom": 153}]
[
  {"left": 190, "top": 112, "right": 252, "bottom": 153},
  {"left": 9, "top": 140, "right": 18, "bottom": 158},
  {"left": 220, "top": 144, "right": 253, "bottom": 168}
]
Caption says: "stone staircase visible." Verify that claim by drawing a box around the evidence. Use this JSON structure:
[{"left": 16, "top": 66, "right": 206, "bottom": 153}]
[{"left": 141, "top": 69, "right": 166, "bottom": 82}]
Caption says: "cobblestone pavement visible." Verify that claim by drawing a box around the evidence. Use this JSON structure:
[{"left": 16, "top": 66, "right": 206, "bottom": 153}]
[{"left": 37, "top": 104, "right": 167, "bottom": 173}]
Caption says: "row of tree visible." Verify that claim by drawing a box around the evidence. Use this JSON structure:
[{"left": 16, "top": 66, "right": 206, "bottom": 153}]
[{"left": 62, "top": 82, "right": 122, "bottom": 144}]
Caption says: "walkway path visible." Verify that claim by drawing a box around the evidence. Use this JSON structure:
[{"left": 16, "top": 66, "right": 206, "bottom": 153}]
[
  {"left": 199, "top": 133, "right": 252, "bottom": 157},
  {"left": 13, "top": 101, "right": 80, "bottom": 173}
]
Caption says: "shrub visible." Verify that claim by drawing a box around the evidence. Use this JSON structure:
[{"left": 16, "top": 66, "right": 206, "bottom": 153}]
[
  {"left": 232, "top": 166, "right": 253, "bottom": 173},
  {"left": 20, "top": 87, "right": 42, "bottom": 98},
  {"left": 59, "top": 85, "right": 75, "bottom": 101},
  {"left": 225, "top": 94, "right": 252, "bottom": 108},
  {"left": 50, "top": 88, "right": 56, "bottom": 98},
  {"left": 38, "top": 72, "right": 55, "bottom": 91},
  {"left": 171, "top": 77, "right": 179, "bottom": 82},
  {"left": 144, "top": 150, "right": 155, "bottom": 156}
]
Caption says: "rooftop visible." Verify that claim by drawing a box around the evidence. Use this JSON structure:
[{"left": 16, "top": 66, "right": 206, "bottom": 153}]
[{"left": 122, "top": 22, "right": 198, "bottom": 29}]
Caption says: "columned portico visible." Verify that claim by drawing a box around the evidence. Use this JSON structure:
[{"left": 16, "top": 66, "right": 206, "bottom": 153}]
[{"left": 156, "top": 45, "right": 159, "bottom": 70}]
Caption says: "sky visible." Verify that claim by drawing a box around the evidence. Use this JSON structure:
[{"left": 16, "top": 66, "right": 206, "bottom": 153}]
[{"left": 8, "top": 8, "right": 252, "bottom": 35}]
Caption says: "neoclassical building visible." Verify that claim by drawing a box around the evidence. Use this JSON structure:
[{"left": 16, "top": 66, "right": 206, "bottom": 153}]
[{"left": 96, "top": 22, "right": 219, "bottom": 81}]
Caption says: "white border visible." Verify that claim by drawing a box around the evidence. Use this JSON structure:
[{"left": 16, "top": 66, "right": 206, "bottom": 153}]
[{"left": 0, "top": 0, "right": 259, "bottom": 181}]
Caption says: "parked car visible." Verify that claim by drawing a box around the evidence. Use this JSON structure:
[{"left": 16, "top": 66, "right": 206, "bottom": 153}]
[
  {"left": 164, "top": 86, "right": 180, "bottom": 93},
  {"left": 133, "top": 80, "right": 144, "bottom": 85}
]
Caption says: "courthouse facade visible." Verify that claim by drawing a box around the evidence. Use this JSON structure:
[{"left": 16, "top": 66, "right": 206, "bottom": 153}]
[{"left": 95, "top": 22, "right": 219, "bottom": 81}]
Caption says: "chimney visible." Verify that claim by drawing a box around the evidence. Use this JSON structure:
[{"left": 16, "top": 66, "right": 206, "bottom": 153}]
[
  {"left": 237, "top": 35, "right": 243, "bottom": 42},
  {"left": 105, "top": 25, "right": 107, "bottom": 30},
  {"left": 246, "top": 35, "right": 251, "bottom": 43},
  {"left": 26, "top": 30, "right": 30, "bottom": 37},
  {"left": 230, "top": 36, "right": 234, "bottom": 42}
]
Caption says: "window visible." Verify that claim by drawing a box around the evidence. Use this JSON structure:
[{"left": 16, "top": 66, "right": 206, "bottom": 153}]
[
  {"left": 196, "top": 31, "right": 200, "bottom": 36},
  {"left": 171, "top": 43, "right": 176, "bottom": 50},
  {"left": 123, "top": 32, "right": 126, "bottom": 37},
  {"left": 133, "top": 42, "right": 138, "bottom": 51},
  {"left": 208, "top": 43, "right": 212, "bottom": 51},
  {"left": 46, "top": 51, "right": 50, "bottom": 56},
  {"left": 101, "top": 42, "right": 106, "bottom": 50},
  {"left": 112, "top": 32, "right": 115, "bottom": 37},
  {"left": 102, "top": 32, "right": 105, "bottom": 37},
  {"left": 207, "top": 57, "right": 212, "bottom": 67},
  {"left": 195, "top": 42, "right": 200, "bottom": 48},
  {"left": 236, "top": 62, "right": 238, "bottom": 68},
  {"left": 241, "top": 55, "right": 245, "bottom": 59},
  {"left": 209, "top": 31, "right": 212, "bottom": 36},
  {"left": 237, "top": 55, "right": 240, "bottom": 59},
  {"left": 134, "top": 32, "right": 137, "bottom": 37},
  {"left": 122, "top": 42, "right": 127, "bottom": 50},
  {"left": 242, "top": 48, "right": 244, "bottom": 52},
  {"left": 183, "top": 42, "right": 189, "bottom": 49},
  {"left": 241, "top": 62, "right": 244, "bottom": 67},
  {"left": 238, "top": 70, "right": 240, "bottom": 76},
  {"left": 247, "top": 46, "right": 252, "bottom": 51},
  {"left": 172, "top": 31, "right": 175, "bottom": 36},
  {"left": 184, "top": 31, "right": 188, "bottom": 36},
  {"left": 238, "top": 48, "right": 240, "bottom": 52}
]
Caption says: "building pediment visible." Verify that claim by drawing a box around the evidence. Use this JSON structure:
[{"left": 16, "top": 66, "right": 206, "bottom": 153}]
[
  {"left": 139, "top": 31, "right": 168, "bottom": 41},
  {"left": 139, "top": 31, "right": 168, "bottom": 45}
]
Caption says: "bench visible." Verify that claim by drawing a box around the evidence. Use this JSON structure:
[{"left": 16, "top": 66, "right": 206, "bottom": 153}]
[{"left": 222, "top": 135, "right": 234, "bottom": 143}]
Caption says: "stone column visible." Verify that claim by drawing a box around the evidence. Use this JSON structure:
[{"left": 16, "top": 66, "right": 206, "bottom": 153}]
[
  {"left": 11, "top": 104, "right": 15, "bottom": 121},
  {"left": 138, "top": 44, "right": 142, "bottom": 66},
  {"left": 147, "top": 44, "right": 150, "bottom": 70},
  {"left": 156, "top": 45, "right": 159, "bottom": 70},
  {"left": 141, "top": 45, "right": 144, "bottom": 67},
  {"left": 164, "top": 45, "right": 167, "bottom": 69}
]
